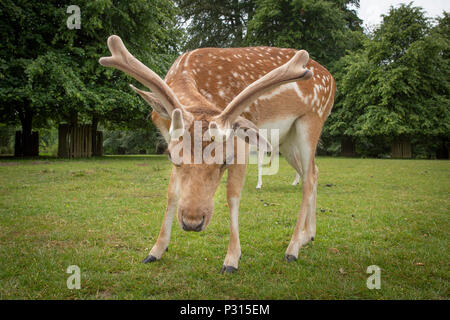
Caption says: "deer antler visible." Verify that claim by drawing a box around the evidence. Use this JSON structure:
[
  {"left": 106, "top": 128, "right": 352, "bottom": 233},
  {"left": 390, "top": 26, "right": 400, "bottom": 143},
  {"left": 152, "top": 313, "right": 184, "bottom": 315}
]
[
  {"left": 99, "top": 35, "right": 183, "bottom": 117},
  {"left": 211, "top": 50, "right": 312, "bottom": 135}
]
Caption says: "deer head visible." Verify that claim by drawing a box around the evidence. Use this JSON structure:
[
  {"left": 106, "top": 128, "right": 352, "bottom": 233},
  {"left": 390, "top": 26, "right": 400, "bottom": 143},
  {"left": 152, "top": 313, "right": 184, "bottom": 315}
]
[{"left": 99, "top": 35, "right": 312, "bottom": 232}]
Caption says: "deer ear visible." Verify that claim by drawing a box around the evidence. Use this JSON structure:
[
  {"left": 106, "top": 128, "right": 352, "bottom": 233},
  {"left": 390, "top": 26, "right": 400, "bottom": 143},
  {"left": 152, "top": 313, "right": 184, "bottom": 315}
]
[
  {"left": 233, "top": 118, "right": 272, "bottom": 152},
  {"left": 169, "top": 109, "right": 185, "bottom": 141},
  {"left": 130, "top": 84, "right": 170, "bottom": 119}
]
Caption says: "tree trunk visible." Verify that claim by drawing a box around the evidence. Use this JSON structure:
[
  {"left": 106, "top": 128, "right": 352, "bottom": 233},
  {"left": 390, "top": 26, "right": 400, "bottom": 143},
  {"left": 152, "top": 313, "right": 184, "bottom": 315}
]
[
  {"left": 96, "top": 131, "right": 103, "bottom": 156},
  {"left": 341, "top": 137, "right": 355, "bottom": 157},
  {"left": 16, "top": 109, "right": 38, "bottom": 157},
  {"left": 69, "top": 111, "right": 78, "bottom": 127},
  {"left": 14, "top": 131, "right": 22, "bottom": 157},
  {"left": 91, "top": 115, "right": 99, "bottom": 156},
  {"left": 58, "top": 124, "right": 69, "bottom": 158},
  {"left": 436, "top": 137, "right": 449, "bottom": 159}
]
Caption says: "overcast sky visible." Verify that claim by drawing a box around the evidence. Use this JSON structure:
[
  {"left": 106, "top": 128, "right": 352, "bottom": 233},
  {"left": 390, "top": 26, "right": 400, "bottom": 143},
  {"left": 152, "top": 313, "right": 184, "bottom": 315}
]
[{"left": 355, "top": 0, "right": 450, "bottom": 27}]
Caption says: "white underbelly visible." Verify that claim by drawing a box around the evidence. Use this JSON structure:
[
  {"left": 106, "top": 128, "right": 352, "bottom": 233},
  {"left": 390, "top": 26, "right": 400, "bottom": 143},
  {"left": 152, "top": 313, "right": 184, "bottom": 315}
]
[{"left": 259, "top": 117, "right": 297, "bottom": 146}]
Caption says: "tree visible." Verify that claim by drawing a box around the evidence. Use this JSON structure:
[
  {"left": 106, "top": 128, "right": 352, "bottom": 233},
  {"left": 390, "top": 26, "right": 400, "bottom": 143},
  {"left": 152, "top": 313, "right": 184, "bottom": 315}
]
[
  {"left": 175, "top": 0, "right": 256, "bottom": 49},
  {"left": 325, "top": 4, "right": 450, "bottom": 157},
  {"left": 0, "top": 0, "right": 182, "bottom": 156},
  {"left": 246, "top": 0, "right": 363, "bottom": 67},
  {"left": 0, "top": 1, "right": 59, "bottom": 155},
  {"left": 176, "top": 0, "right": 364, "bottom": 66}
]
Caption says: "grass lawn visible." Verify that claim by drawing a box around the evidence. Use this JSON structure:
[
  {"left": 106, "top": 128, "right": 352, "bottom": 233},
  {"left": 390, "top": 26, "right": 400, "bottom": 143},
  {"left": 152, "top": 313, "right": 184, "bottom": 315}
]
[{"left": 0, "top": 155, "right": 448, "bottom": 299}]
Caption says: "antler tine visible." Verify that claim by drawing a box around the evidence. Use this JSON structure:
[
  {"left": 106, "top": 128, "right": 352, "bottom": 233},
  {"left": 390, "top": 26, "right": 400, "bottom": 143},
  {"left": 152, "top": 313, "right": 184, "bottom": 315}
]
[
  {"left": 99, "top": 35, "right": 183, "bottom": 117},
  {"left": 213, "top": 50, "right": 313, "bottom": 133}
]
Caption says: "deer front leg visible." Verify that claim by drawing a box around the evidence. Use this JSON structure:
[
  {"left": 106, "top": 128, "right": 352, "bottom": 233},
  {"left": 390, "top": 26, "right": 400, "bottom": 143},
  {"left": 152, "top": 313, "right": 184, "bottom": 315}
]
[
  {"left": 220, "top": 163, "right": 247, "bottom": 273},
  {"left": 143, "top": 167, "right": 179, "bottom": 263}
]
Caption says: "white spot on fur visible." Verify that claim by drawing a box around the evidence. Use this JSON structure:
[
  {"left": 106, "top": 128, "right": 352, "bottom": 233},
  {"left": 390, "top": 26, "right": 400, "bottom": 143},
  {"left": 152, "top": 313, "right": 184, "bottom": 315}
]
[{"left": 258, "top": 82, "right": 303, "bottom": 101}]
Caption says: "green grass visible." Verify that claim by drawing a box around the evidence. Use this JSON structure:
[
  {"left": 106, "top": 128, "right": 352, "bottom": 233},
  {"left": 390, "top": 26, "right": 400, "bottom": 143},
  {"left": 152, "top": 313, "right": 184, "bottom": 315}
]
[{"left": 0, "top": 155, "right": 448, "bottom": 299}]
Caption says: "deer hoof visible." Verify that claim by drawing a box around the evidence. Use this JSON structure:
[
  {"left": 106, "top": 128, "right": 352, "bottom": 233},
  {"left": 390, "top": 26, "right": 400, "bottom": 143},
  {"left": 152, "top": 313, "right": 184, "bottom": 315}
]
[
  {"left": 220, "top": 265, "right": 238, "bottom": 274},
  {"left": 142, "top": 255, "right": 158, "bottom": 263},
  {"left": 284, "top": 254, "right": 297, "bottom": 262}
]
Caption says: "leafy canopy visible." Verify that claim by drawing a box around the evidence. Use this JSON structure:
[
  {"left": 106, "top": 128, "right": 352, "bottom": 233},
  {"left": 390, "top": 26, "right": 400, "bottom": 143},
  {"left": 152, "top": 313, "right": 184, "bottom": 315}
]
[
  {"left": 0, "top": 0, "right": 182, "bottom": 129},
  {"left": 326, "top": 4, "right": 450, "bottom": 139},
  {"left": 246, "top": 0, "right": 363, "bottom": 66}
]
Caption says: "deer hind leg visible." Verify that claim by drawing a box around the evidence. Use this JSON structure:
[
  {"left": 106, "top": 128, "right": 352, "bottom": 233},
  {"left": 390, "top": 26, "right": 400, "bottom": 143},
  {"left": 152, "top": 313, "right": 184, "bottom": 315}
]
[
  {"left": 143, "top": 167, "right": 179, "bottom": 263},
  {"left": 256, "top": 148, "right": 264, "bottom": 189},
  {"left": 292, "top": 172, "right": 302, "bottom": 186},
  {"left": 221, "top": 162, "right": 247, "bottom": 273},
  {"left": 281, "top": 115, "right": 321, "bottom": 261},
  {"left": 278, "top": 137, "right": 303, "bottom": 188},
  {"left": 256, "top": 144, "right": 281, "bottom": 189}
]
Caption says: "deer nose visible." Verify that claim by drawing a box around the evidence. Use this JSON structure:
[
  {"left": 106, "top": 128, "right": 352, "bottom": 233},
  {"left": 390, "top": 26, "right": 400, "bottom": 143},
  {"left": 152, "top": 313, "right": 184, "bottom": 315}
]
[{"left": 182, "top": 216, "right": 205, "bottom": 232}]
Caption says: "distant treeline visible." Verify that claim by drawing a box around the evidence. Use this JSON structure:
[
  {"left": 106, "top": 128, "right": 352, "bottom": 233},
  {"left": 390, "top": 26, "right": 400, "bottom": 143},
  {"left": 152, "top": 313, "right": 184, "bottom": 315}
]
[{"left": 0, "top": 1, "right": 448, "bottom": 158}]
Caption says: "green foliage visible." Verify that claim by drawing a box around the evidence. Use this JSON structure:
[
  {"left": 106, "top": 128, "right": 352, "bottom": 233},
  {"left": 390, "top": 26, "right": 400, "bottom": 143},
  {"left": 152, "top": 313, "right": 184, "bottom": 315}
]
[
  {"left": 325, "top": 4, "right": 450, "bottom": 146},
  {"left": 1, "top": 1, "right": 448, "bottom": 157},
  {"left": 38, "top": 126, "right": 59, "bottom": 156},
  {"left": 0, "top": 0, "right": 182, "bottom": 131},
  {"left": 246, "top": 0, "right": 363, "bottom": 66},
  {"left": 0, "top": 124, "right": 15, "bottom": 155},
  {"left": 176, "top": 0, "right": 364, "bottom": 67},
  {"left": 103, "top": 126, "right": 166, "bottom": 155},
  {"left": 175, "top": 0, "right": 256, "bottom": 49}
]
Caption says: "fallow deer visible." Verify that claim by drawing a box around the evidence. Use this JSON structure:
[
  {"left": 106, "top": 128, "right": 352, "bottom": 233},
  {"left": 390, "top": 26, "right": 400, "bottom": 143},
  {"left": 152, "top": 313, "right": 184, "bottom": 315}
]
[{"left": 99, "top": 35, "right": 335, "bottom": 273}]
